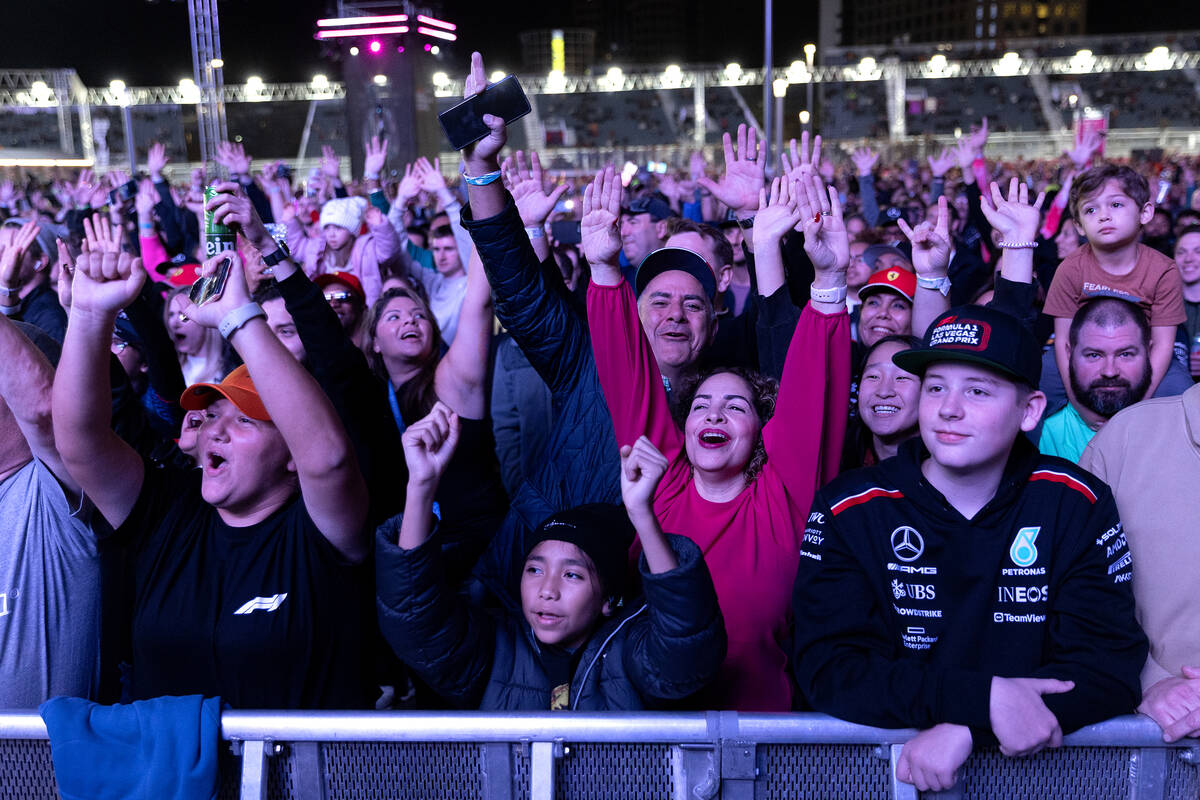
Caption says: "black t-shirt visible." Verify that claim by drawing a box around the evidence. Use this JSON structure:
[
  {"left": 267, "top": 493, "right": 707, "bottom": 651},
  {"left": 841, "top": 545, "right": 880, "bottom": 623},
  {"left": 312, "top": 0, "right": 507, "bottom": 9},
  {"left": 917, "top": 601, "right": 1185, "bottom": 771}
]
[{"left": 113, "top": 460, "right": 375, "bottom": 709}]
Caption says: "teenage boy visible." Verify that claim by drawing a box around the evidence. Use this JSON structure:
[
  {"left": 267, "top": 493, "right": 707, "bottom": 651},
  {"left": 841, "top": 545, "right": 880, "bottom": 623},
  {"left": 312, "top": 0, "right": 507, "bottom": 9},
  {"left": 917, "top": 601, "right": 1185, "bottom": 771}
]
[
  {"left": 1044, "top": 164, "right": 1187, "bottom": 400},
  {"left": 792, "top": 305, "right": 1146, "bottom": 793},
  {"left": 376, "top": 403, "right": 726, "bottom": 710}
]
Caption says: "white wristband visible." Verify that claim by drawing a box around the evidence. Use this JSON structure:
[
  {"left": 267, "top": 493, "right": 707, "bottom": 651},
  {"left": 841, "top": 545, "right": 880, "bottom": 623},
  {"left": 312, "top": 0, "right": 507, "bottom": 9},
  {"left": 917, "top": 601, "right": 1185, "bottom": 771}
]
[
  {"left": 525, "top": 225, "right": 546, "bottom": 240},
  {"left": 218, "top": 302, "right": 266, "bottom": 340},
  {"left": 363, "top": 170, "right": 380, "bottom": 181},
  {"left": 997, "top": 240, "right": 1037, "bottom": 249},
  {"left": 809, "top": 284, "right": 848, "bottom": 305}
]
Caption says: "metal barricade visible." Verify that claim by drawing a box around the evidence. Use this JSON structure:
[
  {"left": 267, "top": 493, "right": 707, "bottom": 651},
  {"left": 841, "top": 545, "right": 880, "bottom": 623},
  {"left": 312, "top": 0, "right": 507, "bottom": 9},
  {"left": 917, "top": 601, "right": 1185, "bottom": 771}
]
[{"left": 2, "top": 710, "right": 1198, "bottom": 800}]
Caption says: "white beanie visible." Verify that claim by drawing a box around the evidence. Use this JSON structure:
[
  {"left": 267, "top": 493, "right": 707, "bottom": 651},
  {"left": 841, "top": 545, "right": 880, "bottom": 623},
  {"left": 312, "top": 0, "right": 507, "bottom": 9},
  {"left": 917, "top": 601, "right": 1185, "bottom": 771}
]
[{"left": 319, "top": 196, "right": 368, "bottom": 234}]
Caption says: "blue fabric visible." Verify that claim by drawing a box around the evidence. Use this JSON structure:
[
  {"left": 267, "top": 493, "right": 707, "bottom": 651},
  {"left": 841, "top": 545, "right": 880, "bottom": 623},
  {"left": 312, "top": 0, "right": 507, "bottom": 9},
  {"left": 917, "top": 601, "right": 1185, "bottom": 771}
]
[{"left": 40, "top": 694, "right": 221, "bottom": 800}]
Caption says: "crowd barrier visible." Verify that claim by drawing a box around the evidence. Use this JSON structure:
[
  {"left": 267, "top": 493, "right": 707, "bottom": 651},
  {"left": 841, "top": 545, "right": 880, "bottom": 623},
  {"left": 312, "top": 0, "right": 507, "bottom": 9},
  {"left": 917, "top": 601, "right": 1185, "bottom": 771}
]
[{"left": 1, "top": 710, "right": 1197, "bottom": 799}]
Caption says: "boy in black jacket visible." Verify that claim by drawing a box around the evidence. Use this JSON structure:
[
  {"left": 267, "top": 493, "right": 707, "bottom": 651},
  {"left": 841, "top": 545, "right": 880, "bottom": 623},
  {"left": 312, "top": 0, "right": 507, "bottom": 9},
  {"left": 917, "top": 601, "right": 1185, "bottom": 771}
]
[
  {"left": 377, "top": 403, "right": 725, "bottom": 710},
  {"left": 792, "top": 304, "right": 1146, "bottom": 793}
]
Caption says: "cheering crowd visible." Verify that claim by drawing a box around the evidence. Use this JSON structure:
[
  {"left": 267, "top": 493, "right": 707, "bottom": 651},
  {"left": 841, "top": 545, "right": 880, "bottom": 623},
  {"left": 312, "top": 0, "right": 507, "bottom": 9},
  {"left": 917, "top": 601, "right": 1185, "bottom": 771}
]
[{"left": 2, "top": 50, "right": 1200, "bottom": 791}]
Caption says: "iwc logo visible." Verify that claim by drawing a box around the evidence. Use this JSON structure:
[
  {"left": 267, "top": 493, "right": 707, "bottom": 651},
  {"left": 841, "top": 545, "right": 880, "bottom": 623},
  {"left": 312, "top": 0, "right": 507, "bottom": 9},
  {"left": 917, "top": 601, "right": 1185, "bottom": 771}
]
[
  {"left": 890, "top": 526, "right": 925, "bottom": 562},
  {"left": 1009, "top": 527, "right": 1041, "bottom": 568}
]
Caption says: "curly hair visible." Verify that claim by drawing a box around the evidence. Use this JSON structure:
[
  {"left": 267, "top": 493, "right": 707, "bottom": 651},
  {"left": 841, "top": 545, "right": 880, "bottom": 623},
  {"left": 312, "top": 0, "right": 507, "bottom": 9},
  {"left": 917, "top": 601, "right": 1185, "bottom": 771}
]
[{"left": 673, "top": 366, "right": 779, "bottom": 481}]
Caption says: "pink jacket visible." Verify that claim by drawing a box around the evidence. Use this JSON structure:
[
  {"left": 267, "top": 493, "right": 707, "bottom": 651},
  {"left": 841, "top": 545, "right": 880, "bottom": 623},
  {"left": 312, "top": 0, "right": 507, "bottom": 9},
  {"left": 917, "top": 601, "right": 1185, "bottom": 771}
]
[{"left": 286, "top": 215, "right": 407, "bottom": 306}]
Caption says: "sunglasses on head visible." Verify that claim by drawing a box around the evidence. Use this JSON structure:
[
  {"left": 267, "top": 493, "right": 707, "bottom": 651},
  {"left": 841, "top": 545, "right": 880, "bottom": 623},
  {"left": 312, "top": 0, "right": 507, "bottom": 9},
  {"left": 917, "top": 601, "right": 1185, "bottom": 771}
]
[{"left": 324, "top": 291, "right": 356, "bottom": 303}]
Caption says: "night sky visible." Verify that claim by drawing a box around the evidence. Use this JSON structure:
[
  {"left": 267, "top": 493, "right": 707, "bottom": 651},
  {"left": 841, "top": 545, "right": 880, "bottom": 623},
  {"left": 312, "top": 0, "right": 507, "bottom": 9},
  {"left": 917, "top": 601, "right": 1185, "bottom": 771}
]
[{"left": 3, "top": 0, "right": 1199, "bottom": 87}]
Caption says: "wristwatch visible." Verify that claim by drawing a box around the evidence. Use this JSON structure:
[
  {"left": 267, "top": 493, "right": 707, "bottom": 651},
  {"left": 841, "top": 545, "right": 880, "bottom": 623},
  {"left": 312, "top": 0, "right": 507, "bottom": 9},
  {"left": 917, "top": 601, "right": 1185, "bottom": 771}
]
[
  {"left": 218, "top": 302, "right": 266, "bottom": 339},
  {"left": 261, "top": 242, "right": 291, "bottom": 268},
  {"left": 809, "top": 284, "right": 848, "bottom": 304},
  {"left": 916, "top": 274, "right": 952, "bottom": 297},
  {"left": 736, "top": 216, "right": 755, "bottom": 230}
]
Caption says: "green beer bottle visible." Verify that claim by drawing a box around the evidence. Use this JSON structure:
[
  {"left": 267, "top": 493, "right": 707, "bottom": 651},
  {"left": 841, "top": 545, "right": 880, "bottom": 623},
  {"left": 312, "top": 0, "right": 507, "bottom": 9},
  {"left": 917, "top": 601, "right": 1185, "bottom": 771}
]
[{"left": 204, "top": 185, "right": 237, "bottom": 259}]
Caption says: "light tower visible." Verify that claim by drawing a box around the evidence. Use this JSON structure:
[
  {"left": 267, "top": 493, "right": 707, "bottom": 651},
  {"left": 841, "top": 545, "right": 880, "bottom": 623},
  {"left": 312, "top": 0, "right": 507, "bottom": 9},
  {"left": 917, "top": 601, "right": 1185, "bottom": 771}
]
[{"left": 186, "top": 0, "right": 228, "bottom": 170}]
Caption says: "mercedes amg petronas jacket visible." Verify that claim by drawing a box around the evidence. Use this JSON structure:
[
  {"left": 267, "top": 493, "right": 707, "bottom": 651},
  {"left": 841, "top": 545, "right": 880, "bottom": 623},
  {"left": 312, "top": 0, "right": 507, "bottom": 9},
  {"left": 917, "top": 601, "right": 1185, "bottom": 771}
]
[{"left": 792, "top": 436, "right": 1146, "bottom": 735}]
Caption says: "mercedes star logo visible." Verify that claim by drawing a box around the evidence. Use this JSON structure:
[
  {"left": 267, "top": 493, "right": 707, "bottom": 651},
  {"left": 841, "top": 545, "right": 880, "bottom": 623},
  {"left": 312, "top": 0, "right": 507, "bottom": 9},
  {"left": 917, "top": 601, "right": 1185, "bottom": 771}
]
[{"left": 891, "top": 526, "right": 925, "bottom": 562}]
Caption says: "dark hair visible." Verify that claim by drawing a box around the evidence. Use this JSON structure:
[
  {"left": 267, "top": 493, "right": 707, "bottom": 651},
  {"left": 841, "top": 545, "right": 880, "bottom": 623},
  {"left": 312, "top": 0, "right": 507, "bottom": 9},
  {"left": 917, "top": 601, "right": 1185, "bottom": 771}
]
[
  {"left": 665, "top": 217, "right": 735, "bottom": 270},
  {"left": 1175, "top": 211, "right": 1200, "bottom": 226},
  {"left": 363, "top": 287, "right": 444, "bottom": 421},
  {"left": 251, "top": 279, "right": 282, "bottom": 305},
  {"left": 1069, "top": 164, "right": 1150, "bottom": 222},
  {"left": 1068, "top": 296, "right": 1149, "bottom": 349},
  {"left": 1175, "top": 224, "right": 1200, "bottom": 246},
  {"left": 430, "top": 225, "right": 455, "bottom": 241},
  {"left": 673, "top": 366, "right": 778, "bottom": 481},
  {"left": 841, "top": 334, "right": 924, "bottom": 470}
]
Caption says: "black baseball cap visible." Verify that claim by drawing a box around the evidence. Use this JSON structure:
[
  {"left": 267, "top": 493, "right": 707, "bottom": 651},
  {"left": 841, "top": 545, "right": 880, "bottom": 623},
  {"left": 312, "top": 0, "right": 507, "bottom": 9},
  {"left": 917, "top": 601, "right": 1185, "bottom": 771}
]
[
  {"left": 622, "top": 194, "right": 675, "bottom": 221},
  {"left": 634, "top": 246, "right": 718, "bottom": 300},
  {"left": 893, "top": 305, "right": 1042, "bottom": 388}
]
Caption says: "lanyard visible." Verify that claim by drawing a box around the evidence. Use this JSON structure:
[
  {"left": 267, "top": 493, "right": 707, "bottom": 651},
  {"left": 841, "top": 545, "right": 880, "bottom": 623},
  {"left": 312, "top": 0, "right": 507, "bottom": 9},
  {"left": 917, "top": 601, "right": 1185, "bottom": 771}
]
[{"left": 387, "top": 379, "right": 407, "bottom": 433}]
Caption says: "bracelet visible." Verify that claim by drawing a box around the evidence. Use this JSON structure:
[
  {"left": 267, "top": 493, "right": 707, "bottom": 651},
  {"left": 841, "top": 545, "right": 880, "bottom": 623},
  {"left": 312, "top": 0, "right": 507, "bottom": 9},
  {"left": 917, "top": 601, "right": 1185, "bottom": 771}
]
[
  {"left": 0, "top": 303, "right": 19, "bottom": 316},
  {"left": 463, "top": 170, "right": 502, "bottom": 186},
  {"left": 0, "top": 284, "right": 19, "bottom": 296},
  {"left": 363, "top": 170, "right": 380, "bottom": 181},
  {"left": 997, "top": 240, "right": 1037, "bottom": 249},
  {"left": 217, "top": 302, "right": 266, "bottom": 340},
  {"left": 809, "top": 284, "right": 848, "bottom": 305},
  {"left": 525, "top": 225, "right": 546, "bottom": 240}
]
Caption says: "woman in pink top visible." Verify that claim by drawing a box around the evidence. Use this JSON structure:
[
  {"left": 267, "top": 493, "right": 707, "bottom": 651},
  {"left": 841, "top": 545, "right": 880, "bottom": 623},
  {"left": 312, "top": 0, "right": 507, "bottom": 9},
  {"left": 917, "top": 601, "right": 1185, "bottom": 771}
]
[{"left": 583, "top": 162, "right": 851, "bottom": 711}]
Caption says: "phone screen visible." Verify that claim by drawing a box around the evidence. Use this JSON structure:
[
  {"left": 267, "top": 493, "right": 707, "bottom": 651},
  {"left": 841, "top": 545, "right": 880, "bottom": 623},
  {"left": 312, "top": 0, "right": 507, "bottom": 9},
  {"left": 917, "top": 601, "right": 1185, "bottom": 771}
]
[
  {"left": 438, "top": 76, "right": 532, "bottom": 151},
  {"left": 188, "top": 256, "right": 231, "bottom": 306},
  {"left": 550, "top": 220, "right": 581, "bottom": 245}
]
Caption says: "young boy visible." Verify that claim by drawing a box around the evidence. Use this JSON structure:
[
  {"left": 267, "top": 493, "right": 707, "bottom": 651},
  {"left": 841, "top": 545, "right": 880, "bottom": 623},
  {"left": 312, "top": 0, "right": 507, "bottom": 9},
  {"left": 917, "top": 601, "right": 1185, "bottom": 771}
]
[
  {"left": 792, "top": 305, "right": 1146, "bottom": 793},
  {"left": 1043, "top": 164, "right": 1186, "bottom": 400},
  {"left": 376, "top": 403, "right": 726, "bottom": 710}
]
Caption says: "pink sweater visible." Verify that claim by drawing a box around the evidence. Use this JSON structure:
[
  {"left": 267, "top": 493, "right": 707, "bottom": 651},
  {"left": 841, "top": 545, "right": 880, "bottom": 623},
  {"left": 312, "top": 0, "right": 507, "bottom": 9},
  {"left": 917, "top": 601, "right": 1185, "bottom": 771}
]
[
  {"left": 286, "top": 216, "right": 406, "bottom": 306},
  {"left": 587, "top": 280, "right": 850, "bottom": 710}
]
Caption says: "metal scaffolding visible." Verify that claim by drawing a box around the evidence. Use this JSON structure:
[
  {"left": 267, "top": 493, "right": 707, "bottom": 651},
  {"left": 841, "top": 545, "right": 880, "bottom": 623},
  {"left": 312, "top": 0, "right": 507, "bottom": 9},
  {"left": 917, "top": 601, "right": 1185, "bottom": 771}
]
[{"left": 187, "top": 0, "right": 228, "bottom": 170}]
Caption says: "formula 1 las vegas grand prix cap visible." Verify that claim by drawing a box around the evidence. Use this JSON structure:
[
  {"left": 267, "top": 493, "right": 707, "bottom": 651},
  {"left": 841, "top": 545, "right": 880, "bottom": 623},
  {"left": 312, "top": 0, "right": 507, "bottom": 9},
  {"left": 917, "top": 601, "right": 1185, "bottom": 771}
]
[{"left": 892, "top": 305, "right": 1042, "bottom": 388}]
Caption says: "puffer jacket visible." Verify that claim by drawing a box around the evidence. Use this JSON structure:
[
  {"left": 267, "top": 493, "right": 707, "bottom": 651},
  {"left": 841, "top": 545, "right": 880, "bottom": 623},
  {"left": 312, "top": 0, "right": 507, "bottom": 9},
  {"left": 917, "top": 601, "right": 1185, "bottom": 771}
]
[
  {"left": 460, "top": 197, "right": 622, "bottom": 609},
  {"left": 286, "top": 213, "right": 407, "bottom": 305},
  {"left": 376, "top": 522, "right": 727, "bottom": 710}
]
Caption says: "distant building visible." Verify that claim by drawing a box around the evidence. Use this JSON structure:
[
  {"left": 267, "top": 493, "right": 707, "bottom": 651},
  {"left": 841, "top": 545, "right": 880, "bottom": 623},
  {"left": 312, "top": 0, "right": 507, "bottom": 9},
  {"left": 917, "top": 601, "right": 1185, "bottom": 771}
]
[
  {"left": 820, "top": 0, "right": 1086, "bottom": 49},
  {"left": 520, "top": 0, "right": 689, "bottom": 73}
]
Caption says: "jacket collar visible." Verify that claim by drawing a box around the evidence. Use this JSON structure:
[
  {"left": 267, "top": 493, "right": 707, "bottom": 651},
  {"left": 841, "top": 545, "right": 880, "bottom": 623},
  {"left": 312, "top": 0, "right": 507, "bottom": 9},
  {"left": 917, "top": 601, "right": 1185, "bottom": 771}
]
[{"left": 1183, "top": 382, "right": 1200, "bottom": 449}]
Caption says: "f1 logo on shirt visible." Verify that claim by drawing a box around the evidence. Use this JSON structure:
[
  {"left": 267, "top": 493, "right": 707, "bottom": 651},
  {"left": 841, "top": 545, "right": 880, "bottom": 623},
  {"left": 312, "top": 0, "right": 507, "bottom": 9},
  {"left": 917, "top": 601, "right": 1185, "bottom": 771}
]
[
  {"left": 233, "top": 594, "right": 288, "bottom": 615},
  {"left": 1009, "top": 527, "right": 1040, "bottom": 568},
  {"left": 890, "top": 526, "right": 924, "bottom": 562}
]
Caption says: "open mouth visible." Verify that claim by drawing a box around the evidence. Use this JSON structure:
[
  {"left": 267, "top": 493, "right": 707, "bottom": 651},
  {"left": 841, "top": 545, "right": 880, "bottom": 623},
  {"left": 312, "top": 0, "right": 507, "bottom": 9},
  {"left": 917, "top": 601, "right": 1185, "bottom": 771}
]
[
  {"left": 871, "top": 404, "right": 900, "bottom": 416},
  {"left": 204, "top": 452, "right": 228, "bottom": 474},
  {"left": 698, "top": 429, "right": 730, "bottom": 447},
  {"left": 400, "top": 330, "right": 420, "bottom": 340},
  {"left": 533, "top": 611, "right": 563, "bottom": 626}
]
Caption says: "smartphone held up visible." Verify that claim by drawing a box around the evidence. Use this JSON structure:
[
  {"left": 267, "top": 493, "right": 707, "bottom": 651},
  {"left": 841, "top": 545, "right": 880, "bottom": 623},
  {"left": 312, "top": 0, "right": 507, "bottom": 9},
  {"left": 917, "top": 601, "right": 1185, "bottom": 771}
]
[{"left": 438, "top": 75, "right": 532, "bottom": 151}]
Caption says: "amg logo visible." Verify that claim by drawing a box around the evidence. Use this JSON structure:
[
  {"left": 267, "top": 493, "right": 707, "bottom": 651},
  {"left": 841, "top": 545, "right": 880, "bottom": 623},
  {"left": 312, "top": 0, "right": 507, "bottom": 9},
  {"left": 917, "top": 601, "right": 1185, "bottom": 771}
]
[
  {"left": 886, "top": 562, "right": 938, "bottom": 575},
  {"left": 997, "top": 585, "right": 1048, "bottom": 603},
  {"left": 233, "top": 594, "right": 288, "bottom": 615}
]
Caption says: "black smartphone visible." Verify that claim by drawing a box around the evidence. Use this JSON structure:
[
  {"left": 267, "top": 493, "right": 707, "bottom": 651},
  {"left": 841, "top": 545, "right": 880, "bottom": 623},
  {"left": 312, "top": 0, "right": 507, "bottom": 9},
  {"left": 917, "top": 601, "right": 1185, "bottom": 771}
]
[
  {"left": 188, "top": 255, "right": 232, "bottom": 306},
  {"left": 438, "top": 75, "right": 532, "bottom": 151},
  {"left": 107, "top": 179, "right": 137, "bottom": 206},
  {"left": 550, "top": 219, "right": 581, "bottom": 245}
]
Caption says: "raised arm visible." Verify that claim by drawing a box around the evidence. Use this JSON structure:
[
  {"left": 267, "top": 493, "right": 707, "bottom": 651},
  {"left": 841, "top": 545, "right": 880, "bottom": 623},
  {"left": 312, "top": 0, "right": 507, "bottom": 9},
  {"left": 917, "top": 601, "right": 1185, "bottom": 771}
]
[
  {"left": 434, "top": 243, "right": 493, "bottom": 419},
  {"left": 898, "top": 194, "right": 952, "bottom": 337},
  {"left": 52, "top": 245, "right": 147, "bottom": 527},
  {"left": 180, "top": 251, "right": 368, "bottom": 559}
]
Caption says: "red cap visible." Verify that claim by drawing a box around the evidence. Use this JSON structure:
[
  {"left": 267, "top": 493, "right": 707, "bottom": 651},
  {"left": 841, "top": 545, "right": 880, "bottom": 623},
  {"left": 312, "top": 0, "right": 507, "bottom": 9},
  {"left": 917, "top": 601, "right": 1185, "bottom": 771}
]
[
  {"left": 859, "top": 267, "right": 916, "bottom": 303},
  {"left": 314, "top": 271, "right": 365, "bottom": 302},
  {"left": 179, "top": 364, "right": 271, "bottom": 421}
]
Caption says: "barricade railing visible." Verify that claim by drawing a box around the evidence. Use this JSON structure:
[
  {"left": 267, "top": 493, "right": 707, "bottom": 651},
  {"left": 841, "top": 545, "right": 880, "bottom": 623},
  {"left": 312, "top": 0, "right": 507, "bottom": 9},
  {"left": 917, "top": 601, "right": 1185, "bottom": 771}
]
[{"left": 2, "top": 710, "right": 1198, "bottom": 800}]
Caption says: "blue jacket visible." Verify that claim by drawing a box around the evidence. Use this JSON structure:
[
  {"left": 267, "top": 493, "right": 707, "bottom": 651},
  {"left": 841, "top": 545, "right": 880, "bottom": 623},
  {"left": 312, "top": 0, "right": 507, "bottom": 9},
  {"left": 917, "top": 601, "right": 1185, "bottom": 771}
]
[{"left": 460, "top": 197, "right": 622, "bottom": 609}]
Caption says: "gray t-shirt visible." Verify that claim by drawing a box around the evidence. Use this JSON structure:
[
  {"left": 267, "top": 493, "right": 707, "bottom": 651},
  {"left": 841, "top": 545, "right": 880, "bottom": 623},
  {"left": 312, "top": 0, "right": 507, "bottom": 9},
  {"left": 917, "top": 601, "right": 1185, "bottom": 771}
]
[{"left": 0, "top": 459, "right": 99, "bottom": 708}]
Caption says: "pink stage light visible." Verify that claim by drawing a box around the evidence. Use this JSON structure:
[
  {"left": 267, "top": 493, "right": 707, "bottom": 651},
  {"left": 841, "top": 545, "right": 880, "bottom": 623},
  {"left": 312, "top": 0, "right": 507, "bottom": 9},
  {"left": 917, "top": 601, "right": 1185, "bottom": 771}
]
[
  {"left": 423, "top": 43, "right": 432, "bottom": 52},
  {"left": 417, "top": 26, "right": 457, "bottom": 41},
  {"left": 317, "top": 14, "right": 407, "bottom": 27},
  {"left": 397, "top": 45, "right": 405, "bottom": 53},
  {"left": 315, "top": 25, "right": 409, "bottom": 39},
  {"left": 415, "top": 14, "right": 457, "bottom": 31}
]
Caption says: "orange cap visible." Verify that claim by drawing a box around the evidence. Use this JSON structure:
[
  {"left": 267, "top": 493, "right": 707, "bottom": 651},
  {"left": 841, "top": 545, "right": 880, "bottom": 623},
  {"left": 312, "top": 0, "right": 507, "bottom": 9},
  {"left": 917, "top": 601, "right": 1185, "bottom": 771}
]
[{"left": 179, "top": 364, "right": 271, "bottom": 421}]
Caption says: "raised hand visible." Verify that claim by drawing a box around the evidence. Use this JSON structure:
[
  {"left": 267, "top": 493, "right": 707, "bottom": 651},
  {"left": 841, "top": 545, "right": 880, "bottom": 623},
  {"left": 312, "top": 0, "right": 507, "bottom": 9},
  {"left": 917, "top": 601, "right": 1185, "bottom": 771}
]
[
  {"left": 462, "top": 51, "right": 507, "bottom": 172},
  {"left": 502, "top": 150, "right": 569, "bottom": 226},
  {"left": 54, "top": 239, "right": 74, "bottom": 310},
  {"left": 0, "top": 220, "right": 40, "bottom": 290},
  {"left": 134, "top": 179, "right": 157, "bottom": 218},
  {"left": 395, "top": 162, "right": 422, "bottom": 205},
  {"left": 106, "top": 169, "right": 132, "bottom": 192},
  {"left": 979, "top": 177, "right": 1046, "bottom": 244},
  {"left": 1066, "top": 128, "right": 1103, "bottom": 170},
  {"left": 851, "top": 146, "right": 878, "bottom": 177},
  {"left": 0, "top": 180, "right": 15, "bottom": 207},
  {"left": 952, "top": 137, "right": 976, "bottom": 172},
  {"left": 927, "top": 148, "right": 956, "bottom": 178},
  {"left": 176, "top": 251, "right": 253, "bottom": 330},
  {"left": 754, "top": 177, "right": 802, "bottom": 246},
  {"left": 69, "top": 242, "right": 146, "bottom": 317},
  {"left": 364, "top": 205, "right": 384, "bottom": 228},
  {"left": 216, "top": 141, "right": 252, "bottom": 176},
  {"left": 205, "top": 180, "right": 272, "bottom": 251},
  {"left": 619, "top": 435, "right": 669, "bottom": 513},
  {"left": 415, "top": 156, "right": 447, "bottom": 193},
  {"left": 697, "top": 124, "right": 766, "bottom": 217},
  {"left": 401, "top": 401, "right": 461, "bottom": 488},
  {"left": 794, "top": 172, "right": 849, "bottom": 278},
  {"left": 320, "top": 144, "right": 341, "bottom": 180},
  {"left": 82, "top": 214, "right": 121, "bottom": 254},
  {"left": 688, "top": 150, "right": 707, "bottom": 182},
  {"left": 780, "top": 131, "right": 823, "bottom": 183},
  {"left": 898, "top": 195, "right": 952, "bottom": 276},
  {"left": 147, "top": 141, "right": 169, "bottom": 180},
  {"left": 967, "top": 116, "right": 989, "bottom": 155},
  {"left": 364, "top": 135, "right": 388, "bottom": 177},
  {"left": 580, "top": 164, "right": 623, "bottom": 270},
  {"left": 989, "top": 676, "right": 1073, "bottom": 757}
]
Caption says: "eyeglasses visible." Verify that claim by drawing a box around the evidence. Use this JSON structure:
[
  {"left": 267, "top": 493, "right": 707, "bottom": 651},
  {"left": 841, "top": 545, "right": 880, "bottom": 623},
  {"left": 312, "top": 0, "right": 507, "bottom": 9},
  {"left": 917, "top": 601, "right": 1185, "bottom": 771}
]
[{"left": 324, "top": 291, "right": 356, "bottom": 303}]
